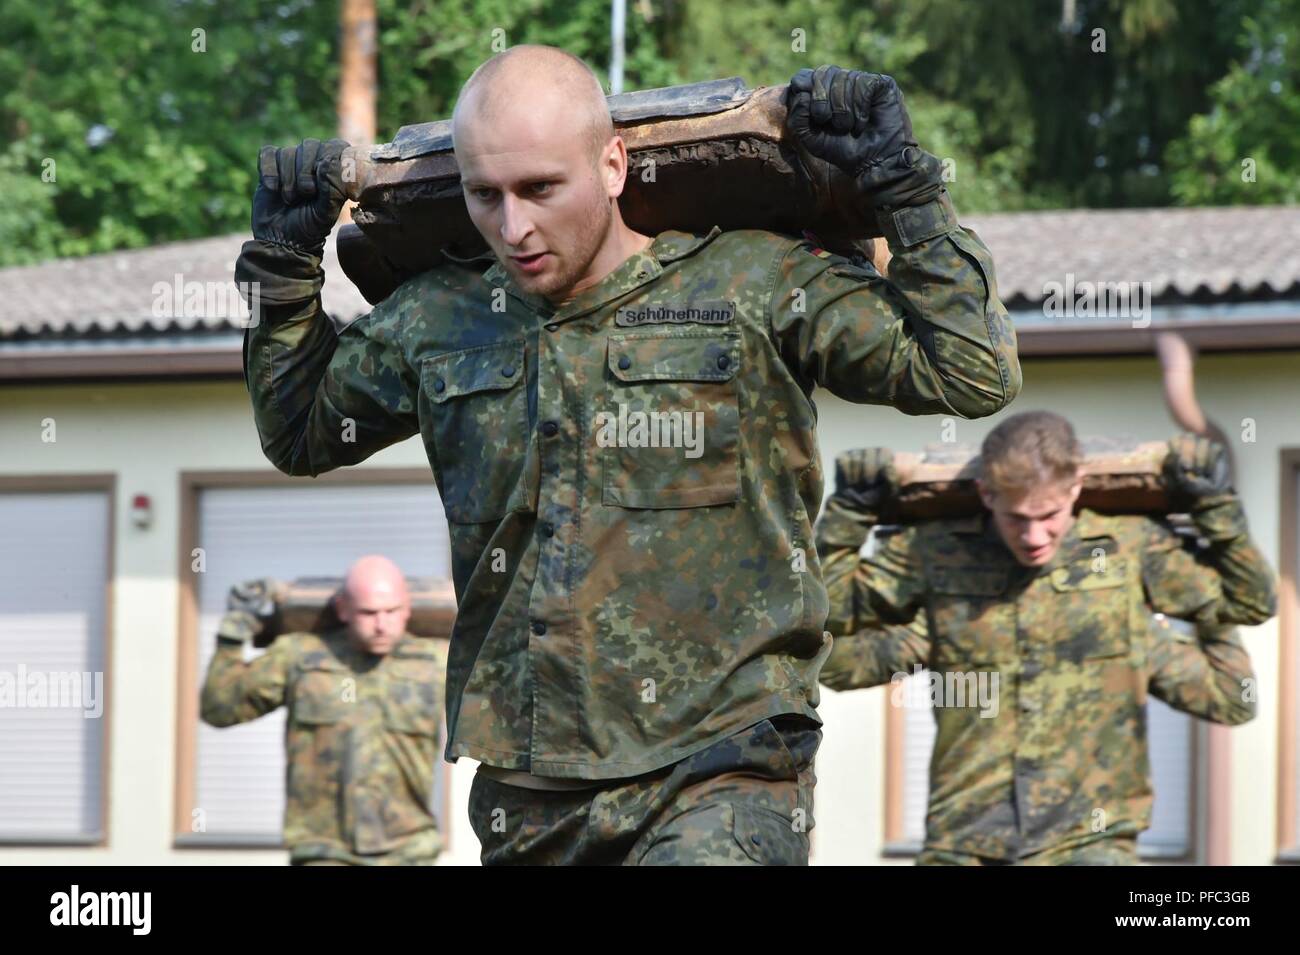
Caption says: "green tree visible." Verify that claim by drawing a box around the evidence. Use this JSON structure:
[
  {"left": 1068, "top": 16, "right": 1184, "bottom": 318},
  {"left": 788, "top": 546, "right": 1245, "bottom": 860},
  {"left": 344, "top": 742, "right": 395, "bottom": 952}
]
[
  {"left": 663, "top": 0, "right": 1033, "bottom": 212},
  {"left": 1166, "top": 0, "right": 1300, "bottom": 205},
  {"left": 878, "top": 0, "right": 1256, "bottom": 207},
  {"left": 0, "top": 0, "right": 339, "bottom": 266},
  {"left": 3, "top": 0, "right": 1292, "bottom": 268},
  {"left": 373, "top": 0, "right": 679, "bottom": 133}
]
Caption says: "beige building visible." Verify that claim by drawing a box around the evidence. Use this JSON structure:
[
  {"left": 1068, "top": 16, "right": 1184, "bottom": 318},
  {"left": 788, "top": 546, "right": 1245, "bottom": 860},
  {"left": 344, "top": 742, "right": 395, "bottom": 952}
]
[{"left": 1, "top": 207, "right": 1297, "bottom": 865}]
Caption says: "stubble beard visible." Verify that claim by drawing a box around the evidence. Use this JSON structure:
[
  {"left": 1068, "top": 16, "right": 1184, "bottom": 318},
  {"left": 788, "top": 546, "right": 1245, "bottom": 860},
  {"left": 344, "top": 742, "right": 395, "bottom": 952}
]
[{"left": 528, "top": 190, "right": 613, "bottom": 300}]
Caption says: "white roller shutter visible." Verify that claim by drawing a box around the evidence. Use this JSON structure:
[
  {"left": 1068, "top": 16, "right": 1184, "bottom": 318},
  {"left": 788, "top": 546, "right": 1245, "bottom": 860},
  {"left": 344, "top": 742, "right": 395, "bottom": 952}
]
[
  {"left": 0, "top": 490, "right": 109, "bottom": 842},
  {"left": 1140, "top": 696, "right": 1193, "bottom": 857},
  {"left": 899, "top": 660, "right": 1194, "bottom": 859},
  {"left": 900, "top": 673, "right": 936, "bottom": 848},
  {"left": 187, "top": 482, "right": 449, "bottom": 843}
]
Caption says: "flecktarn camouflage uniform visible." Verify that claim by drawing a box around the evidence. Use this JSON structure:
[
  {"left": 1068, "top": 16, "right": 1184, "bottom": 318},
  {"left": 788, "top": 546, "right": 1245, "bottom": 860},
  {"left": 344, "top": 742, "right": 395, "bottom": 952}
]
[
  {"left": 236, "top": 189, "right": 1021, "bottom": 863},
  {"left": 201, "top": 620, "right": 448, "bottom": 865},
  {"left": 815, "top": 484, "right": 1275, "bottom": 865}
]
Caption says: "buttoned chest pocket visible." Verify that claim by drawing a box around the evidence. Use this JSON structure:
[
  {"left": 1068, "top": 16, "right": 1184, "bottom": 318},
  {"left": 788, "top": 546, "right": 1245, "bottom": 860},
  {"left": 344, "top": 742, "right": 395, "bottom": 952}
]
[
  {"left": 601, "top": 331, "right": 740, "bottom": 508},
  {"left": 384, "top": 677, "right": 440, "bottom": 738},
  {"left": 292, "top": 666, "right": 352, "bottom": 726},
  {"left": 928, "top": 567, "right": 1014, "bottom": 665},
  {"left": 383, "top": 656, "right": 441, "bottom": 738},
  {"left": 422, "top": 341, "right": 528, "bottom": 524},
  {"left": 1048, "top": 555, "right": 1131, "bottom": 662}
]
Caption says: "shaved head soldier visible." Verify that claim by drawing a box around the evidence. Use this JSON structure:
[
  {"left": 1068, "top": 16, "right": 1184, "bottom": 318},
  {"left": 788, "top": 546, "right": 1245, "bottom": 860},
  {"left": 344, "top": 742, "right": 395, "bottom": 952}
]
[
  {"left": 336, "top": 554, "right": 411, "bottom": 656},
  {"left": 451, "top": 46, "right": 629, "bottom": 304},
  {"left": 815, "top": 413, "right": 1276, "bottom": 864},
  {"left": 235, "top": 47, "right": 1021, "bottom": 864},
  {"left": 200, "top": 556, "right": 447, "bottom": 865}
]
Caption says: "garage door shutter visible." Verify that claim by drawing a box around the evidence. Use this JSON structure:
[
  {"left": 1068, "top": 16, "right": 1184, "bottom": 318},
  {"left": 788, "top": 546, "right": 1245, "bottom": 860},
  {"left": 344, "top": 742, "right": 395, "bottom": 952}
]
[
  {"left": 187, "top": 482, "right": 449, "bottom": 843},
  {"left": 0, "top": 490, "right": 109, "bottom": 842}
]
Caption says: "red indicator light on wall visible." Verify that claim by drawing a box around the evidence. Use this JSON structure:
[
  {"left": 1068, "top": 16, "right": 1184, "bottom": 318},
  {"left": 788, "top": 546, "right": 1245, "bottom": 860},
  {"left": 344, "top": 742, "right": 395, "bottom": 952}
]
[{"left": 131, "top": 494, "right": 152, "bottom": 529}]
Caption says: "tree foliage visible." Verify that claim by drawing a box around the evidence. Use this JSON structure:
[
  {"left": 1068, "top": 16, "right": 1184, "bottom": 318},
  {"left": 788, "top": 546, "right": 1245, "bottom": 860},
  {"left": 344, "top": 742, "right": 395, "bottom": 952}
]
[
  {"left": 0, "top": 0, "right": 1295, "bottom": 266},
  {"left": 1167, "top": 0, "right": 1300, "bottom": 205},
  {"left": 0, "top": 0, "right": 339, "bottom": 264}
]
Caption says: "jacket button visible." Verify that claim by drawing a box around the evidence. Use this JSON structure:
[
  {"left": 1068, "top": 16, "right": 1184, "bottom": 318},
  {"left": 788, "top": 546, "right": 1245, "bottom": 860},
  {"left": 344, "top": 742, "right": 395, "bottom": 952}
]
[
  {"left": 717, "top": 355, "right": 731, "bottom": 370},
  {"left": 541, "top": 420, "right": 559, "bottom": 437},
  {"left": 542, "top": 522, "right": 555, "bottom": 537},
  {"left": 501, "top": 365, "right": 515, "bottom": 378},
  {"left": 531, "top": 621, "right": 547, "bottom": 635},
  {"left": 618, "top": 355, "right": 631, "bottom": 370},
  {"left": 433, "top": 377, "right": 446, "bottom": 393}
]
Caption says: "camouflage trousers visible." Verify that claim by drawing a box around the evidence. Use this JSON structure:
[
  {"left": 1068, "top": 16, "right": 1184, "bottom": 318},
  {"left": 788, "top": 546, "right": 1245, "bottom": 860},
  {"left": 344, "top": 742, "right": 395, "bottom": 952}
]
[
  {"left": 289, "top": 828, "right": 442, "bottom": 866},
  {"left": 917, "top": 835, "right": 1139, "bottom": 866},
  {"left": 292, "top": 856, "right": 439, "bottom": 866},
  {"left": 468, "top": 715, "right": 821, "bottom": 865}
]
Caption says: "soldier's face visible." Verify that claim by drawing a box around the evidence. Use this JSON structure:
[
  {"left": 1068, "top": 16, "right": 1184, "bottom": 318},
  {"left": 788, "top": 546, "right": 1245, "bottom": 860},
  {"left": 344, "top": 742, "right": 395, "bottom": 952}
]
[
  {"left": 978, "top": 477, "right": 1083, "bottom": 567},
  {"left": 456, "top": 102, "right": 622, "bottom": 303},
  {"left": 336, "top": 590, "right": 411, "bottom": 656}
]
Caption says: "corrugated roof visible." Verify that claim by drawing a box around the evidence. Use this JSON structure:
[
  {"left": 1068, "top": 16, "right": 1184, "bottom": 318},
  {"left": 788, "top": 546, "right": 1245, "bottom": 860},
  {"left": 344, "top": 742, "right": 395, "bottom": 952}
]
[
  {"left": 1, "top": 205, "right": 1297, "bottom": 340},
  {"left": 0, "top": 232, "right": 369, "bottom": 338},
  {"left": 964, "top": 205, "right": 1300, "bottom": 306}
]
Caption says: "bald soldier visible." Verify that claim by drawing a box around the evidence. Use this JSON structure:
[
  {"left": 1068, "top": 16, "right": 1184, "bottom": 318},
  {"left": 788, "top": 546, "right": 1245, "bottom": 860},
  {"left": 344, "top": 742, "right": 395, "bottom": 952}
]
[
  {"left": 234, "top": 46, "right": 1021, "bottom": 864},
  {"left": 814, "top": 412, "right": 1275, "bottom": 864},
  {"left": 200, "top": 557, "right": 448, "bottom": 866}
]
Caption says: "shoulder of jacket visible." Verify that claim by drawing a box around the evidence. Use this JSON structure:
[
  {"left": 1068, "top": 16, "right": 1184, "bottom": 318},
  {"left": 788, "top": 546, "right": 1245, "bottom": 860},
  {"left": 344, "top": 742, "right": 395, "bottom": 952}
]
[
  {"left": 284, "top": 630, "right": 350, "bottom": 669},
  {"left": 911, "top": 514, "right": 1004, "bottom": 569},
  {"left": 358, "top": 262, "right": 484, "bottom": 313},
  {"left": 872, "top": 516, "right": 976, "bottom": 557},
  {"left": 1078, "top": 509, "right": 1166, "bottom": 546},
  {"left": 761, "top": 230, "right": 877, "bottom": 271},
  {"left": 663, "top": 227, "right": 803, "bottom": 264},
  {"left": 341, "top": 264, "right": 486, "bottom": 346},
  {"left": 271, "top": 631, "right": 317, "bottom": 651},
  {"left": 422, "top": 256, "right": 497, "bottom": 293},
  {"left": 932, "top": 512, "right": 987, "bottom": 537},
  {"left": 391, "top": 635, "right": 443, "bottom": 662}
]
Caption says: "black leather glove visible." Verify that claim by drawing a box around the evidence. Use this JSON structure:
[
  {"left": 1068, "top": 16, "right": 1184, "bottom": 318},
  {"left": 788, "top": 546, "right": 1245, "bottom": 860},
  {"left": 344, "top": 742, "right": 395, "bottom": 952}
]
[
  {"left": 783, "top": 65, "right": 944, "bottom": 211},
  {"left": 1163, "top": 434, "right": 1247, "bottom": 542},
  {"left": 251, "top": 138, "right": 349, "bottom": 257},
  {"left": 833, "top": 447, "right": 899, "bottom": 513},
  {"left": 1164, "top": 434, "right": 1233, "bottom": 508},
  {"left": 816, "top": 447, "right": 898, "bottom": 551}
]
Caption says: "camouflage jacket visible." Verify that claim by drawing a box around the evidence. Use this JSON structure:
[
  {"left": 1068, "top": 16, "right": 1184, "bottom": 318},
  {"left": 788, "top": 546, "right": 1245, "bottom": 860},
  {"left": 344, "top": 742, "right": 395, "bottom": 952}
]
[
  {"left": 239, "top": 193, "right": 1021, "bottom": 780},
  {"left": 200, "top": 625, "right": 447, "bottom": 864},
  {"left": 815, "top": 498, "right": 1275, "bottom": 859}
]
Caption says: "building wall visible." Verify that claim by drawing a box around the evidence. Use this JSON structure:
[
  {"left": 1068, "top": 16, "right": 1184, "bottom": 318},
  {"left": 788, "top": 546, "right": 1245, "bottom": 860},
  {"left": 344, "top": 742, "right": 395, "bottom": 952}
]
[{"left": 0, "top": 349, "right": 1295, "bottom": 865}]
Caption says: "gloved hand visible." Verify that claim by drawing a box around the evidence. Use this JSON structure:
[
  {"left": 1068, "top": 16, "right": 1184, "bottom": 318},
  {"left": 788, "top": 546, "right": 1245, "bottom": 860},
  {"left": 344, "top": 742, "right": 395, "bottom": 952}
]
[
  {"left": 215, "top": 578, "right": 283, "bottom": 645},
  {"left": 815, "top": 447, "right": 898, "bottom": 551},
  {"left": 833, "top": 447, "right": 899, "bottom": 513},
  {"left": 251, "top": 138, "right": 349, "bottom": 257},
  {"left": 226, "top": 578, "right": 281, "bottom": 616},
  {"left": 215, "top": 610, "right": 262, "bottom": 646},
  {"left": 783, "top": 65, "right": 944, "bottom": 211},
  {"left": 1163, "top": 434, "right": 1232, "bottom": 508}
]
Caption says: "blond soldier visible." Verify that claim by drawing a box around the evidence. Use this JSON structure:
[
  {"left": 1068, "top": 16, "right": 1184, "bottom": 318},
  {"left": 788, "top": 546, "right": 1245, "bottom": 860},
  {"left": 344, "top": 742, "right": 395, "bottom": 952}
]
[{"left": 815, "top": 412, "right": 1275, "bottom": 864}]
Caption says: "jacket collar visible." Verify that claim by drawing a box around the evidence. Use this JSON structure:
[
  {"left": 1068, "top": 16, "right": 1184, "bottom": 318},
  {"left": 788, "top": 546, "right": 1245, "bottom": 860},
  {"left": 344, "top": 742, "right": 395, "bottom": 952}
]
[
  {"left": 949, "top": 507, "right": 1113, "bottom": 571},
  {"left": 482, "top": 226, "right": 724, "bottom": 322},
  {"left": 1046, "top": 507, "right": 1115, "bottom": 570}
]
